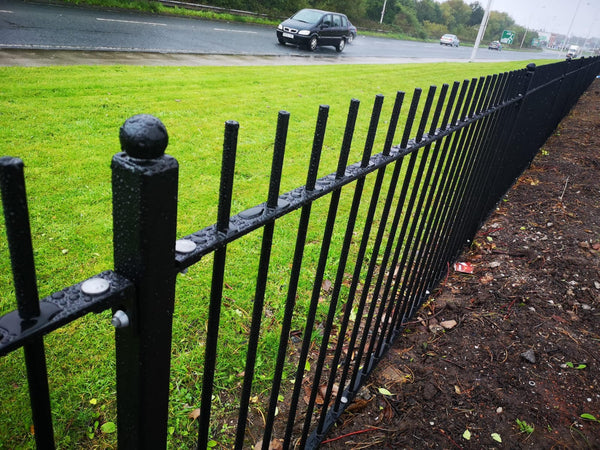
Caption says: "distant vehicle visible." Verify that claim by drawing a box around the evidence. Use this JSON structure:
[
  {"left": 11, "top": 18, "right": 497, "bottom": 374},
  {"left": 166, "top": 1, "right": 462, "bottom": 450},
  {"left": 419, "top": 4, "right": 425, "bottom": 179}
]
[
  {"left": 348, "top": 21, "right": 357, "bottom": 44},
  {"left": 488, "top": 41, "right": 502, "bottom": 51},
  {"left": 276, "top": 9, "right": 351, "bottom": 52},
  {"left": 440, "top": 33, "right": 460, "bottom": 47},
  {"left": 566, "top": 45, "right": 581, "bottom": 59}
]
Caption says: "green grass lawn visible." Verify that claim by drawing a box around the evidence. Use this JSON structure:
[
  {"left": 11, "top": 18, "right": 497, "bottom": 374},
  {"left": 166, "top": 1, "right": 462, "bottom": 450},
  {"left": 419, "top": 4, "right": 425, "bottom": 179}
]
[{"left": 0, "top": 60, "right": 553, "bottom": 448}]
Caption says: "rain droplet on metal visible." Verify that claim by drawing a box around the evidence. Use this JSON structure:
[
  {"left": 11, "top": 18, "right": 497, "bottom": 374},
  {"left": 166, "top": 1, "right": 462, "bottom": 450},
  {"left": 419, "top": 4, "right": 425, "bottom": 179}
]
[{"left": 81, "top": 278, "right": 110, "bottom": 295}]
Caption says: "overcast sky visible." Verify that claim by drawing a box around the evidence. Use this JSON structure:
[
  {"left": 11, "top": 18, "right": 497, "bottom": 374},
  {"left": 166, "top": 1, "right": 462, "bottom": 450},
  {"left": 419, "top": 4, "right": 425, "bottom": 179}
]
[{"left": 439, "top": 0, "right": 600, "bottom": 38}]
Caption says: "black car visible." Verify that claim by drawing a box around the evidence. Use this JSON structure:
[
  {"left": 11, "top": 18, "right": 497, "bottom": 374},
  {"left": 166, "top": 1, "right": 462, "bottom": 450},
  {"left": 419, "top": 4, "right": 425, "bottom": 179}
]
[
  {"left": 348, "top": 21, "right": 357, "bottom": 43},
  {"left": 276, "top": 9, "right": 351, "bottom": 52}
]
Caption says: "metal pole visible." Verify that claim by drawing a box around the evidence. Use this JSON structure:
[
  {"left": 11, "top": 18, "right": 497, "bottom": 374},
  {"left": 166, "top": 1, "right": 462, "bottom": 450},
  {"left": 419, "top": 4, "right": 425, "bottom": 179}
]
[
  {"left": 112, "top": 114, "right": 179, "bottom": 449},
  {"left": 470, "top": 0, "right": 493, "bottom": 62},
  {"left": 380, "top": 0, "right": 387, "bottom": 24}
]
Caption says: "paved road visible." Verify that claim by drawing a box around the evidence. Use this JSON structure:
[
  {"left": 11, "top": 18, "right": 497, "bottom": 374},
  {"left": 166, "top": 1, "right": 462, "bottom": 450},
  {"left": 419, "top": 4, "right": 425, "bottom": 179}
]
[{"left": 0, "top": 0, "right": 563, "bottom": 66}]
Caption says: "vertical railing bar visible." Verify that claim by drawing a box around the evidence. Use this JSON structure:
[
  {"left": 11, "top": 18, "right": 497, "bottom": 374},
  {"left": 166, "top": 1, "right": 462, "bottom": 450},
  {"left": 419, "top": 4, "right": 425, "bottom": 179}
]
[
  {"left": 264, "top": 105, "right": 329, "bottom": 450},
  {"left": 460, "top": 78, "right": 478, "bottom": 122},
  {"left": 379, "top": 82, "right": 459, "bottom": 349},
  {"left": 405, "top": 77, "right": 494, "bottom": 316},
  {"left": 332, "top": 89, "right": 420, "bottom": 413},
  {"left": 422, "top": 72, "right": 509, "bottom": 307},
  {"left": 480, "top": 71, "right": 514, "bottom": 214},
  {"left": 400, "top": 88, "right": 423, "bottom": 149},
  {"left": 475, "top": 75, "right": 493, "bottom": 115},
  {"left": 358, "top": 88, "right": 439, "bottom": 346},
  {"left": 335, "top": 88, "right": 423, "bottom": 407},
  {"left": 460, "top": 76, "right": 513, "bottom": 243},
  {"left": 312, "top": 95, "right": 385, "bottom": 441},
  {"left": 0, "top": 158, "right": 41, "bottom": 319},
  {"left": 435, "top": 72, "right": 519, "bottom": 284},
  {"left": 465, "top": 68, "right": 536, "bottom": 246},
  {"left": 480, "top": 69, "right": 532, "bottom": 228},
  {"left": 450, "top": 80, "right": 469, "bottom": 127},
  {"left": 440, "top": 82, "right": 460, "bottom": 131},
  {"left": 448, "top": 77, "right": 496, "bottom": 247},
  {"left": 468, "top": 76, "right": 485, "bottom": 118},
  {"left": 482, "top": 74, "right": 499, "bottom": 111},
  {"left": 432, "top": 78, "right": 487, "bottom": 272},
  {"left": 382, "top": 91, "right": 405, "bottom": 157},
  {"left": 369, "top": 84, "right": 449, "bottom": 360},
  {"left": 389, "top": 79, "right": 473, "bottom": 328},
  {"left": 436, "top": 73, "right": 516, "bottom": 273},
  {"left": 198, "top": 120, "right": 239, "bottom": 448},
  {"left": 234, "top": 112, "right": 289, "bottom": 450},
  {"left": 0, "top": 157, "right": 55, "bottom": 449},
  {"left": 350, "top": 86, "right": 437, "bottom": 384},
  {"left": 302, "top": 93, "right": 405, "bottom": 434},
  {"left": 297, "top": 99, "right": 360, "bottom": 450}
]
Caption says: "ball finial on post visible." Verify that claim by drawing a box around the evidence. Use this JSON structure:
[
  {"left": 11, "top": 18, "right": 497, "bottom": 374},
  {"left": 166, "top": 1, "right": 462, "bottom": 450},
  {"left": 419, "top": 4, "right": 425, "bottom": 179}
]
[{"left": 119, "top": 114, "right": 168, "bottom": 159}]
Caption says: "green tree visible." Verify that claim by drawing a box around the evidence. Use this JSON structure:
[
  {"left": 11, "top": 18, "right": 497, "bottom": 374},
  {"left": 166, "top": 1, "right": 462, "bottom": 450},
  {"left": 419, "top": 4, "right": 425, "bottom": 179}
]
[
  {"left": 440, "top": 0, "right": 472, "bottom": 32},
  {"left": 416, "top": 0, "right": 442, "bottom": 24},
  {"left": 483, "top": 10, "right": 515, "bottom": 42},
  {"left": 468, "top": 1, "right": 484, "bottom": 26},
  {"left": 393, "top": 0, "right": 425, "bottom": 37},
  {"left": 317, "top": 0, "right": 365, "bottom": 19},
  {"left": 365, "top": 0, "right": 400, "bottom": 24}
]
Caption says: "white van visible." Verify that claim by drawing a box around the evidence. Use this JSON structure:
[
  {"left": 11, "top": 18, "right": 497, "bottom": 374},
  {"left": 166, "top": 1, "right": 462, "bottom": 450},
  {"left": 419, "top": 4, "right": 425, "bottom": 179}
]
[{"left": 566, "top": 45, "right": 581, "bottom": 59}]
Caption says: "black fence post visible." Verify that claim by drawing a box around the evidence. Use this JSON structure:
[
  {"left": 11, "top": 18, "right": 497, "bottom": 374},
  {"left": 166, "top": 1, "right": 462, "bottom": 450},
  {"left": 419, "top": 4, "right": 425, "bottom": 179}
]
[{"left": 111, "top": 114, "right": 179, "bottom": 448}]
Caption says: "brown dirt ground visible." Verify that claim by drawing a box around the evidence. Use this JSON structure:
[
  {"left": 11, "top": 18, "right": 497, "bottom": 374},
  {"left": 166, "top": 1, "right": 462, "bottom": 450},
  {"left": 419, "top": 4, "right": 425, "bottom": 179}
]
[{"left": 320, "top": 78, "right": 600, "bottom": 449}]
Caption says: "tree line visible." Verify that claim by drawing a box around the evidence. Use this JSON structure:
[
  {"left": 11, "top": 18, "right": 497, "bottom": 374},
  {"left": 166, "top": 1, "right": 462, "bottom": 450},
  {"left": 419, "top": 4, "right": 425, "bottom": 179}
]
[{"left": 191, "top": 0, "right": 540, "bottom": 47}]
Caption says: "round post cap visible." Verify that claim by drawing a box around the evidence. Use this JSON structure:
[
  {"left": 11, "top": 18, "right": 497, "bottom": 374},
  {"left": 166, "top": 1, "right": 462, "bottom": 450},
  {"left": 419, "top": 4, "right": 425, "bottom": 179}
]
[{"left": 120, "top": 114, "right": 168, "bottom": 159}]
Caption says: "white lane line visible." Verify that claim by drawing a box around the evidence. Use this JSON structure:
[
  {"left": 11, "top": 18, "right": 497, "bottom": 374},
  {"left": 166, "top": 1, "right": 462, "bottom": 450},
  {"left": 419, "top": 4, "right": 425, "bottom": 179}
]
[
  {"left": 96, "top": 18, "right": 167, "bottom": 26},
  {"left": 0, "top": 10, "right": 15, "bottom": 13},
  {"left": 213, "top": 27, "right": 258, "bottom": 34}
]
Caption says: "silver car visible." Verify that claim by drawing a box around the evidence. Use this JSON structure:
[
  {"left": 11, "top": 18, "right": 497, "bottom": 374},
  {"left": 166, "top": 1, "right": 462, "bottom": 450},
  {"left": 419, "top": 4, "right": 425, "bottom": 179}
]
[{"left": 440, "top": 33, "right": 460, "bottom": 47}]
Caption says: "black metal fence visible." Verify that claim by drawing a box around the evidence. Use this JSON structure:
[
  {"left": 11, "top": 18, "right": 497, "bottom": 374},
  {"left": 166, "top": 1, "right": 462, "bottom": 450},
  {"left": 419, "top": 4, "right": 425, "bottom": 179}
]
[{"left": 1, "top": 57, "right": 599, "bottom": 449}]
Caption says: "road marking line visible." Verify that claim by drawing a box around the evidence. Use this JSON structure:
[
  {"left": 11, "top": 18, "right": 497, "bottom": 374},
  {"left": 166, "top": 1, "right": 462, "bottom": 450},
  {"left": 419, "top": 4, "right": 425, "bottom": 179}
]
[
  {"left": 96, "top": 18, "right": 167, "bottom": 26},
  {"left": 0, "top": 10, "right": 15, "bottom": 13},
  {"left": 213, "top": 27, "right": 258, "bottom": 34}
]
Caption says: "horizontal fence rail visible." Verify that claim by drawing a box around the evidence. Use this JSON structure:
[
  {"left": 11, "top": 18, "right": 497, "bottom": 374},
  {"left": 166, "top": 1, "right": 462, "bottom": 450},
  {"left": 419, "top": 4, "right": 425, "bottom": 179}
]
[{"left": 1, "top": 57, "right": 599, "bottom": 449}]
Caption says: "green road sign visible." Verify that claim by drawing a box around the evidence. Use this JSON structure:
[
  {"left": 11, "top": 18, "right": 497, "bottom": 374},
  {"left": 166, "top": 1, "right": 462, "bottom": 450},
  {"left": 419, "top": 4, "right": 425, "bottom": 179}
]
[{"left": 501, "top": 30, "right": 515, "bottom": 45}]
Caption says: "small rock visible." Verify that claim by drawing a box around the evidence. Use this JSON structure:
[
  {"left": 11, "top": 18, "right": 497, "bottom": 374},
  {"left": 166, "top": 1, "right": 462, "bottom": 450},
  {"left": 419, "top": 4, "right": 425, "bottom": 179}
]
[
  {"left": 579, "top": 241, "right": 590, "bottom": 249},
  {"left": 496, "top": 407, "right": 503, "bottom": 414},
  {"left": 594, "top": 281, "right": 600, "bottom": 290},
  {"left": 521, "top": 349, "right": 536, "bottom": 364},
  {"left": 440, "top": 320, "right": 458, "bottom": 330}
]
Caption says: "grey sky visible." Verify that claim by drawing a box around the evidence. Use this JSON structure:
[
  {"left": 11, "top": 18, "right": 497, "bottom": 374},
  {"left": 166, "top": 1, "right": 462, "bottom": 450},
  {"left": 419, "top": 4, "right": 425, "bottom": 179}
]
[{"left": 439, "top": 0, "right": 600, "bottom": 38}]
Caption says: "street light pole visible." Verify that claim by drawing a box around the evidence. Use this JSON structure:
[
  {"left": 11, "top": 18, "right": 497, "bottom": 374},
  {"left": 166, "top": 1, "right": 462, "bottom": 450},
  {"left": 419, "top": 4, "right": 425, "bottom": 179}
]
[
  {"left": 561, "top": 0, "right": 583, "bottom": 52},
  {"left": 469, "top": 0, "right": 493, "bottom": 62},
  {"left": 380, "top": 0, "right": 387, "bottom": 24}
]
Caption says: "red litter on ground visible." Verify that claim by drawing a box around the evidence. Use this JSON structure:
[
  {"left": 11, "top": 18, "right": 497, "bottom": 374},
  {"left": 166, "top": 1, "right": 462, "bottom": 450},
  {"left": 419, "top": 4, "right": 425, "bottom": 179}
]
[{"left": 453, "top": 262, "right": 474, "bottom": 273}]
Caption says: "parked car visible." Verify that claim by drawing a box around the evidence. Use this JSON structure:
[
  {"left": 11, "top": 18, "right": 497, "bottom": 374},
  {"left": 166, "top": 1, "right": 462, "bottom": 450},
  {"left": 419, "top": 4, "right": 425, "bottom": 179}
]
[
  {"left": 488, "top": 41, "right": 502, "bottom": 51},
  {"left": 440, "top": 33, "right": 460, "bottom": 47},
  {"left": 348, "top": 21, "right": 357, "bottom": 44},
  {"left": 276, "top": 9, "right": 351, "bottom": 52}
]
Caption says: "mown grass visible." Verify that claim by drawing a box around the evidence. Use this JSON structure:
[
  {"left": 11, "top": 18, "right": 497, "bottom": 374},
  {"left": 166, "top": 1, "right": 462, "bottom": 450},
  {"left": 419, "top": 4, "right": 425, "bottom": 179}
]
[{"left": 0, "top": 60, "right": 553, "bottom": 448}]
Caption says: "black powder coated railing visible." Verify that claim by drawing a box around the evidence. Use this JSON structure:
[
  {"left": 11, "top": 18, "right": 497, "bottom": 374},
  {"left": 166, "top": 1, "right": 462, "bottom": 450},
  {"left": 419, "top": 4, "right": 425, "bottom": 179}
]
[{"left": 1, "top": 57, "right": 599, "bottom": 449}]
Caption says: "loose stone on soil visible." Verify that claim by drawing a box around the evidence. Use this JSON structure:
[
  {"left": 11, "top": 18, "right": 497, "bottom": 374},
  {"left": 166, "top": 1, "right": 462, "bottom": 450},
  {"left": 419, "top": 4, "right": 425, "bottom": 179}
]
[{"left": 521, "top": 349, "right": 536, "bottom": 364}]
